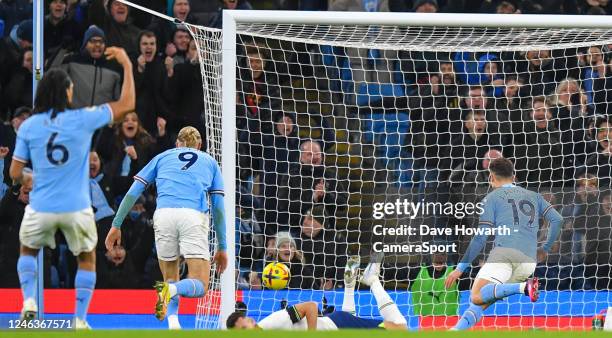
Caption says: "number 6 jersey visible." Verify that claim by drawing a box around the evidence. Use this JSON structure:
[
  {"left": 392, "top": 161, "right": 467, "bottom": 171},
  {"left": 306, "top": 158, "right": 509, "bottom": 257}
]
[{"left": 13, "top": 104, "right": 113, "bottom": 213}]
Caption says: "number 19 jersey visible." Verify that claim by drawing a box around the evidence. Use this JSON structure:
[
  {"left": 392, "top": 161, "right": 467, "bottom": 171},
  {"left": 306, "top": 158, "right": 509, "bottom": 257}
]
[
  {"left": 13, "top": 105, "right": 113, "bottom": 213},
  {"left": 479, "top": 184, "right": 554, "bottom": 259},
  {"left": 133, "top": 147, "right": 223, "bottom": 214}
]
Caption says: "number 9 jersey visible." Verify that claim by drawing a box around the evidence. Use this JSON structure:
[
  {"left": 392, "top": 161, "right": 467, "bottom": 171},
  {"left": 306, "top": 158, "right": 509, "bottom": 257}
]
[
  {"left": 12, "top": 104, "right": 113, "bottom": 213},
  {"left": 133, "top": 147, "right": 224, "bottom": 214}
]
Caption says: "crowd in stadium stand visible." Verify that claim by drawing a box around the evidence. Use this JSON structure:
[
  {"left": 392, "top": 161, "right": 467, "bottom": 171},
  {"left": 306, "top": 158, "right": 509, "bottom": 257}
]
[{"left": 0, "top": 0, "right": 611, "bottom": 295}]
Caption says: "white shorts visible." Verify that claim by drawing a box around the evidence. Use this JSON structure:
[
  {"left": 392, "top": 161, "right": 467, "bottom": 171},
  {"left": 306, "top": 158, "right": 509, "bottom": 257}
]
[
  {"left": 19, "top": 206, "right": 97, "bottom": 256},
  {"left": 153, "top": 208, "right": 210, "bottom": 261},
  {"left": 476, "top": 247, "right": 537, "bottom": 284}
]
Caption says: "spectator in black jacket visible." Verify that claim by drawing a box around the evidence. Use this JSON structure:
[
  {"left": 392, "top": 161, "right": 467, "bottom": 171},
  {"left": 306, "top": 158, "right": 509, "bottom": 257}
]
[
  {"left": 166, "top": 39, "right": 205, "bottom": 138},
  {"left": 512, "top": 96, "right": 565, "bottom": 187},
  {"left": 449, "top": 109, "right": 502, "bottom": 171},
  {"left": 3, "top": 47, "right": 32, "bottom": 114},
  {"left": 60, "top": 25, "right": 121, "bottom": 108},
  {"left": 0, "top": 172, "right": 32, "bottom": 287},
  {"left": 261, "top": 111, "right": 300, "bottom": 229},
  {"left": 586, "top": 117, "right": 612, "bottom": 187},
  {"left": 44, "top": 0, "right": 82, "bottom": 66},
  {"left": 133, "top": 31, "right": 170, "bottom": 135},
  {"left": 0, "top": 19, "right": 32, "bottom": 119},
  {"left": 148, "top": 0, "right": 198, "bottom": 52},
  {"left": 164, "top": 25, "right": 191, "bottom": 66},
  {"left": 88, "top": 0, "right": 141, "bottom": 55}
]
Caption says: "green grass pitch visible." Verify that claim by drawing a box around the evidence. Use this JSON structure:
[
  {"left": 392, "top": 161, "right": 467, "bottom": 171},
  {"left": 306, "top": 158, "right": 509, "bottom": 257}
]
[{"left": 0, "top": 330, "right": 610, "bottom": 338}]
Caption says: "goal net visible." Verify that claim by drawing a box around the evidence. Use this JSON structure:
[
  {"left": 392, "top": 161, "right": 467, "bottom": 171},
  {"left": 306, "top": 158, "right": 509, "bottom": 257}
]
[{"left": 189, "top": 13, "right": 612, "bottom": 330}]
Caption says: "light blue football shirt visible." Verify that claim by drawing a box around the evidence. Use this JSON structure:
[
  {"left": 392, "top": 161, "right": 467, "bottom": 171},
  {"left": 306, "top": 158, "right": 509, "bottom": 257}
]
[
  {"left": 13, "top": 104, "right": 113, "bottom": 213},
  {"left": 134, "top": 147, "right": 224, "bottom": 213},
  {"left": 477, "top": 184, "right": 558, "bottom": 259}
]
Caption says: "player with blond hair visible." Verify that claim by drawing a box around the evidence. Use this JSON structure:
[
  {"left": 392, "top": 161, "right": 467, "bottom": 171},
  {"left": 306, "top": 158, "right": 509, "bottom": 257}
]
[{"left": 106, "top": 126, "right": 227, "bottom": 329}]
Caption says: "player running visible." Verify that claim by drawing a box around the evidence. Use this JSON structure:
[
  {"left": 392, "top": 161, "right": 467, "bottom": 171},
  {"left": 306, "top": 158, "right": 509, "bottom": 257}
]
[
  {"left": 444, "top": 158, "right": 563, "bottom": 330},
  {"left": 105, "top": 126, "right": 227, "bottom": 330},
  {"left": 226, "top": 256, "right": 407, "bottom": 330},
  {"left": 9, "top": 47, "right": 135, "bottom": 328}
]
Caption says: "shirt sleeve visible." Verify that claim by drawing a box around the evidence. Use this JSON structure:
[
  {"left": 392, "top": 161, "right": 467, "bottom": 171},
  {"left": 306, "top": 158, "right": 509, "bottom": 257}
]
[
  {"left": 257, "top": 310, "right": 297, "bottom": 330},
  {"left": 134, "top": 155, "right": 160, "bottom": 187},
  {"left": 478, "top": 195, "right": 495, "bottom": 227},
  {"left": 12, "top": 125, "right": 30, "bottom": 163},
  {"left": 209, "top": 159, "right": 224, "bottom": 195},
  {"left": 79, "top": 104, "right": 114, "bottom": 131}
]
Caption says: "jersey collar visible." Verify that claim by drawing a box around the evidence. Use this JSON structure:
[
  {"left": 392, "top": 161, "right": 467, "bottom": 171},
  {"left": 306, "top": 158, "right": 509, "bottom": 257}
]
[{"left": 502, "top": 183, "right": 515, "bottom": 188}]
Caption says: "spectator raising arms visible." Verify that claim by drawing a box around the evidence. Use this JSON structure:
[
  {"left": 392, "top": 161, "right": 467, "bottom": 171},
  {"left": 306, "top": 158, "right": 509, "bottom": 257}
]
[{"left": 60, "top": 26, "right": 121, "bottom": 109}]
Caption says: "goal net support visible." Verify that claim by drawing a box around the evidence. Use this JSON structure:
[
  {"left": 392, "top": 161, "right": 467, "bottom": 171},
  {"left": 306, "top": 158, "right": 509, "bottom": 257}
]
[{"left": 187, "top": 11, "right": 612, "bottom": 330}]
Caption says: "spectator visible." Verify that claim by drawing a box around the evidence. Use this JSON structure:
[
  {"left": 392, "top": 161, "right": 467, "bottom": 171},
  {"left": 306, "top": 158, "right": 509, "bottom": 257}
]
[
  {"left": 96, "top": 112, "right": 159, "bottom": 198},
  {"left": 459, "top": 85, "right": 511, "bottom": 147},
  {"left": 584, "top": 190, "right": 612, "bottom": 289},
  {"left": 148, "top": 0, "right": 198, "bottom": 52},
  {"left": 552, "top": 77, "right": 595, "bottom": 171},
  {"left": 60, "top": 25, "right": 121, "bottom": 108},
  {"left": 512, "top": 96, "right": 565, "bottom": 186},
  {"left": 133, "top": 31, "right": 170, "bottom": 136},
  {"left": 429, "top": 60, "right": 459, "bottom": 109},
  {"left": 0, "top": 171, "right": 34, "bottom": 287},
  {"left": 585, "top": 117, "right": 612, "bottom": 186},
  {"left": 0, "top": 19, "right": 32, "bottom": 118},
  {"left": 88, "top": 0, "right": 141, "bottom": 55},
  {"left": 89, "top": 151, "right": 115, "bottom": 251},
  {"left": 166, "top": 39, "right": 206, "bottom": 138},
  {"left": 261, "top": 111, "right": 300, "bottom": 229},
  {"left": 0, "top": 0, "right": 32, "bottom": 39},
  {"left": 209, "top": 0, "right": 253, "bottom": 29},
  {"left": 267, "top": 231, "right": 319, "bottom": 289},
  {"left": 582, "top": 46, "right": 610, "bottom": 113},
  {"left": 164, "top": 25, "right": 191, "bottom": 66},
  {"left": 96, "top": 223, "right": 155, "bottom": 289},
  {"left": 449, "top": 109, "right": 502, "bottom": 172},
  {"left": 1, "top": 107, "right": 31, "bottom": 185},
  {"left": 236, "top": 43, "right": 282, "bottom": 180},
  {"left": 516, "top": 50, "right": 556, "bottom": 96},
  {"left": 44, "top": 0, "right": 81, "bottom": 67},
  {"left": 477, "top": 54, "right": 504, "bottom": 97},
  {"left": 449, "top": 148, "right": 503, "bottom": 198},
  {"left": 590, "top": 48, "right": 612, "bottom": 115},
  {"left": 495, "top": 76, "right": 524, "bottom": 124},
  {"left": 294, "top": 204, "right": 345, "bottom": 289},
  {"left": 3, "top": 47, "right": 32, "bottom": 113},
  {"left": 283, "top": 140, "right": 348, "bottom": 231}
]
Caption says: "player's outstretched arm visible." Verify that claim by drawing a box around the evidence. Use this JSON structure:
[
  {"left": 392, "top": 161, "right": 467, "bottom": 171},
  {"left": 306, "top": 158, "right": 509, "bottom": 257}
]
[
  {"left": 105, "top": 47, "right": 136, "bottom": 122},
  {"left": 211, "top": 193, "right": 227, "bottom": 273},
  {"left": 105, "top": 181, "right": 146, "bottom": 250}
]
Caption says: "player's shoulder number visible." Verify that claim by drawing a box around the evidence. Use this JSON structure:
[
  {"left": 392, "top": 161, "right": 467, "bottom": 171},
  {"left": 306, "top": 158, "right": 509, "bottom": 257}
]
[{"left": 178, "top": 151, "right": 198, "bottom": 170}]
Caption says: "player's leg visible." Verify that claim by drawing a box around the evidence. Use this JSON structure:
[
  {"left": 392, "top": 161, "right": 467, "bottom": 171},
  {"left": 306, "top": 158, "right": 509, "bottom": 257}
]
[
  {"left": 156, "top": 259, "right": 181, "bottom": 328},
  {"left": 61, "top": 208, "right": 98, "bottom": 329},
  {"left": 17, "top": 206, "right": 55, "bottom": 320},
  {"left": 360, "top": 261, "right": 407, "bottom": 330},
  {"left": 17, "top": 245, "right": 39, "bottom": 320},
  {"left": 452, "top": 277, "right": 493, "bottom": 331},
  {"left": 342, "top": 256, "right": 360, "bottom": 314}
]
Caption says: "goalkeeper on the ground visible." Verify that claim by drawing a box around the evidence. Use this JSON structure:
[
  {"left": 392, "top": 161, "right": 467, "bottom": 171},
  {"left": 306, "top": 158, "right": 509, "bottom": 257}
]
[
  {"left": 444, "top": 157, "right": 563, "bottom": 330},
  {"left": 226, "top": 256, "right": 407, "bottom": 330}
]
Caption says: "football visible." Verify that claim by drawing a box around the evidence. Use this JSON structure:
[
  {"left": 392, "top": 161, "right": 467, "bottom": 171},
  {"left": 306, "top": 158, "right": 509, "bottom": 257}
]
[{"left": 262, "top": 262, "right": 291, "bottom": 290}]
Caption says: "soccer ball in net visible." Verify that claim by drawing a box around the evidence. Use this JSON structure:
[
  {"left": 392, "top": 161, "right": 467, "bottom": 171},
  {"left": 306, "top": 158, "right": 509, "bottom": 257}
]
[{"left": 262, "top": 262, "right": 290, "bottom": 290}]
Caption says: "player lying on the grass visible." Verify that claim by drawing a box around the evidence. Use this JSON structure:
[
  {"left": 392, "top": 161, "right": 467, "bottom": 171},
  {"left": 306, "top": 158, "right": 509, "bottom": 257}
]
[
  {"left": 444, "top": 158, "right": 563, "bottom": 331},
  {"left": 9, "top": 47, "right": 135, "bottom": 329},
  {"left": 226, "top": 256, "right": 407, "bottom": 330},
  {"left": 105, "top": 127, "right": 227, "bottom": 329}
]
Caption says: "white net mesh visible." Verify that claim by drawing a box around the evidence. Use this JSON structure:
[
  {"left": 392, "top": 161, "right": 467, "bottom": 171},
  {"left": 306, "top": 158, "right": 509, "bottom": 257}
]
[{"left": 191, "top": 19, "right": 612, "bottom": 330}]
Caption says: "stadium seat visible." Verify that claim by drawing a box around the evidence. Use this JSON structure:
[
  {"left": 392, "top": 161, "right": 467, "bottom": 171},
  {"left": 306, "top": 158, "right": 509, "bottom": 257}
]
[{"left": 361, "top": 112, "right": 413, "bottom": 187}]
